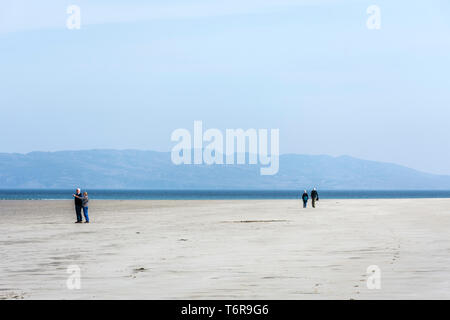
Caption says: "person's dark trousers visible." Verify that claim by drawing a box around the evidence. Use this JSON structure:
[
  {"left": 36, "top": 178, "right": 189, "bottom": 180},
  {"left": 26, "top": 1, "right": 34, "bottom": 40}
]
[
  {"left": 75, "top": 205, "right": 82, "bottom": 222},
  {"left": 82, "top": 207, "right": 90, "bottom": 223},
  {"left": 312, "top": 199, "right": 316, "bottom": 208},
  {"left": 303, "top": 200, "right": 307, "bottom": 208}
]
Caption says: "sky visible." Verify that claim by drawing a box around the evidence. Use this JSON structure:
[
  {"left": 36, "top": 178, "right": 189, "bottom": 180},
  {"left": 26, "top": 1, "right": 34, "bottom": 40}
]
[{"left": 1, "top": 0, "right": 450, "bottom": 174}]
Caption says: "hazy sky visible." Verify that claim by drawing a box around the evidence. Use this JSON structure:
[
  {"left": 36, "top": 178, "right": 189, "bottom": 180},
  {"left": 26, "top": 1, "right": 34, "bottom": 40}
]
[{"left": 1, "top": 0, "right": 450, "bottom": 174}]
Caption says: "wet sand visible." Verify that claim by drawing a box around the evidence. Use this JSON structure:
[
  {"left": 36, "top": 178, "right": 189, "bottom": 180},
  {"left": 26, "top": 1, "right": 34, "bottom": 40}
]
[{"left": 1, "top": 199, "right": 450, "bottom": 299}]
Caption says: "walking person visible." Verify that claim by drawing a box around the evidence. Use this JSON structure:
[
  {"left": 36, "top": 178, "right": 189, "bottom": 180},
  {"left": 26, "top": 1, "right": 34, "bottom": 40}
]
[
  {"left": 301, "top": 190, "right": 309, "bottom": 208},
  {"left": 73, "top": 188, "right": 83, "bottom": 223},
  {"left": 311, "top": 188, "right": 319, "bottom": 208},
  {"left": 74, "top": 192, "right": 90, "bottom": 223}
]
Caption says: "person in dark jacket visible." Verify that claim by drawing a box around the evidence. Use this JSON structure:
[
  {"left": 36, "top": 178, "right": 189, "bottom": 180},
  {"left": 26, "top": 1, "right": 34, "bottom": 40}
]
[
  {"left": 311, "top": 188, "right": 319, "bottom": 208},
  {"left": 73, "top": 188, "right": 83, "bottom": 223},
  {"left": 301, "top": 190, "right": 309, "bottom": 208}
]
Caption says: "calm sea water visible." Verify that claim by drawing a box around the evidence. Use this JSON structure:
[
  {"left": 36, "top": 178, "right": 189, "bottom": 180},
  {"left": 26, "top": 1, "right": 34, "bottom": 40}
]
[{"left": 1, "top": 189, "right": 450, "bottom": 200}]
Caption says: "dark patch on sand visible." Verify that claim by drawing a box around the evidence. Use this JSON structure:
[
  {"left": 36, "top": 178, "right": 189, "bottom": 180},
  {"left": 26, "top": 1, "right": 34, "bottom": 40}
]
[{"left": 224, "top": 220, "right": 289, "bottom": 223}]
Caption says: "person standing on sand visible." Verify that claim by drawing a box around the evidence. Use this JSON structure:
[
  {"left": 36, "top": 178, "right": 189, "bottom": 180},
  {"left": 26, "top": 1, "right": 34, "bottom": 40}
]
[
  {"left": 302, "top": 190, "right": 309, "bottom": 208},
  {"left": 74, "top": 192, "right": 90, "bottom": 223},
  {"left": 73, "top": 188, "right": 83, "bottom": 223},
  {"left": 311, "top": 188, "right": 319, "bottom": 208}
]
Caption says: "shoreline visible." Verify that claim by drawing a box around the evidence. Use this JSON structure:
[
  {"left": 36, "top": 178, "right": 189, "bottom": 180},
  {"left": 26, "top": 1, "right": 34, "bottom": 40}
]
[
  {"left": 2, "top": 189, "right": 450, "bottom": 201},
  {"left": 3, "top": 196, "right": 450, "bottom": 201}
]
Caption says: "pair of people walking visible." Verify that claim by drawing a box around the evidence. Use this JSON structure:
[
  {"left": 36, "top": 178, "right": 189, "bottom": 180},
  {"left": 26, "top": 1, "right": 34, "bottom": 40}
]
[
  {"left": 73, "top": 188, "right": 90, "bottom": 223},
  {"left": 301, "top": 188, "right": 319, "bottom": 208}
]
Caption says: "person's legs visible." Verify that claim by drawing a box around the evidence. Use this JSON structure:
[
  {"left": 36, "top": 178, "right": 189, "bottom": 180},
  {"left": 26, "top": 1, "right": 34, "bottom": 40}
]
[
  {"left": 312, "top": 199, "right": 316, "bottom": 208},
  {"left": 83, "top": 207, "right": 90, "bottom": 223},
  {"left": 75, "top": 206, "right": 82, "bottom": 222},
  {"left": 303, "top": 200, "right": 307, "bottom": 208}
]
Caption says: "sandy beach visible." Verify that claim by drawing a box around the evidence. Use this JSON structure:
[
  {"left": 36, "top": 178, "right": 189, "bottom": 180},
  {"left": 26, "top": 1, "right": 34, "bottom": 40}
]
[{"left": 1, "top": 199, "right": 449, "bottom": 300}]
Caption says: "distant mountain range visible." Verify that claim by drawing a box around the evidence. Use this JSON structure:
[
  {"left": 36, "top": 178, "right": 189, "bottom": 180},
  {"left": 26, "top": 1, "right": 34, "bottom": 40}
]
[{"left": 1, "top": 149, "right": 450, "bottom": 190}]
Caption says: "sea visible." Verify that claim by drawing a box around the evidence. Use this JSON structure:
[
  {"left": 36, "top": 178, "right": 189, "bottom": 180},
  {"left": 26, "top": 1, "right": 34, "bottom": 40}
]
[{"left": 1, "top": 189, "right": 450, "bottom": 200}]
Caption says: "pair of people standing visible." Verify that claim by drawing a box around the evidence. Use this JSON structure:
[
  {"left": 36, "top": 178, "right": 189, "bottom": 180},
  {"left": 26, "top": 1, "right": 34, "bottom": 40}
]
[
  {"left": 73, "top": 188, "right": 90, "bottom": 223},
  {"left": 302, "top": 188, "right": 319, "bottom": 208}
]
